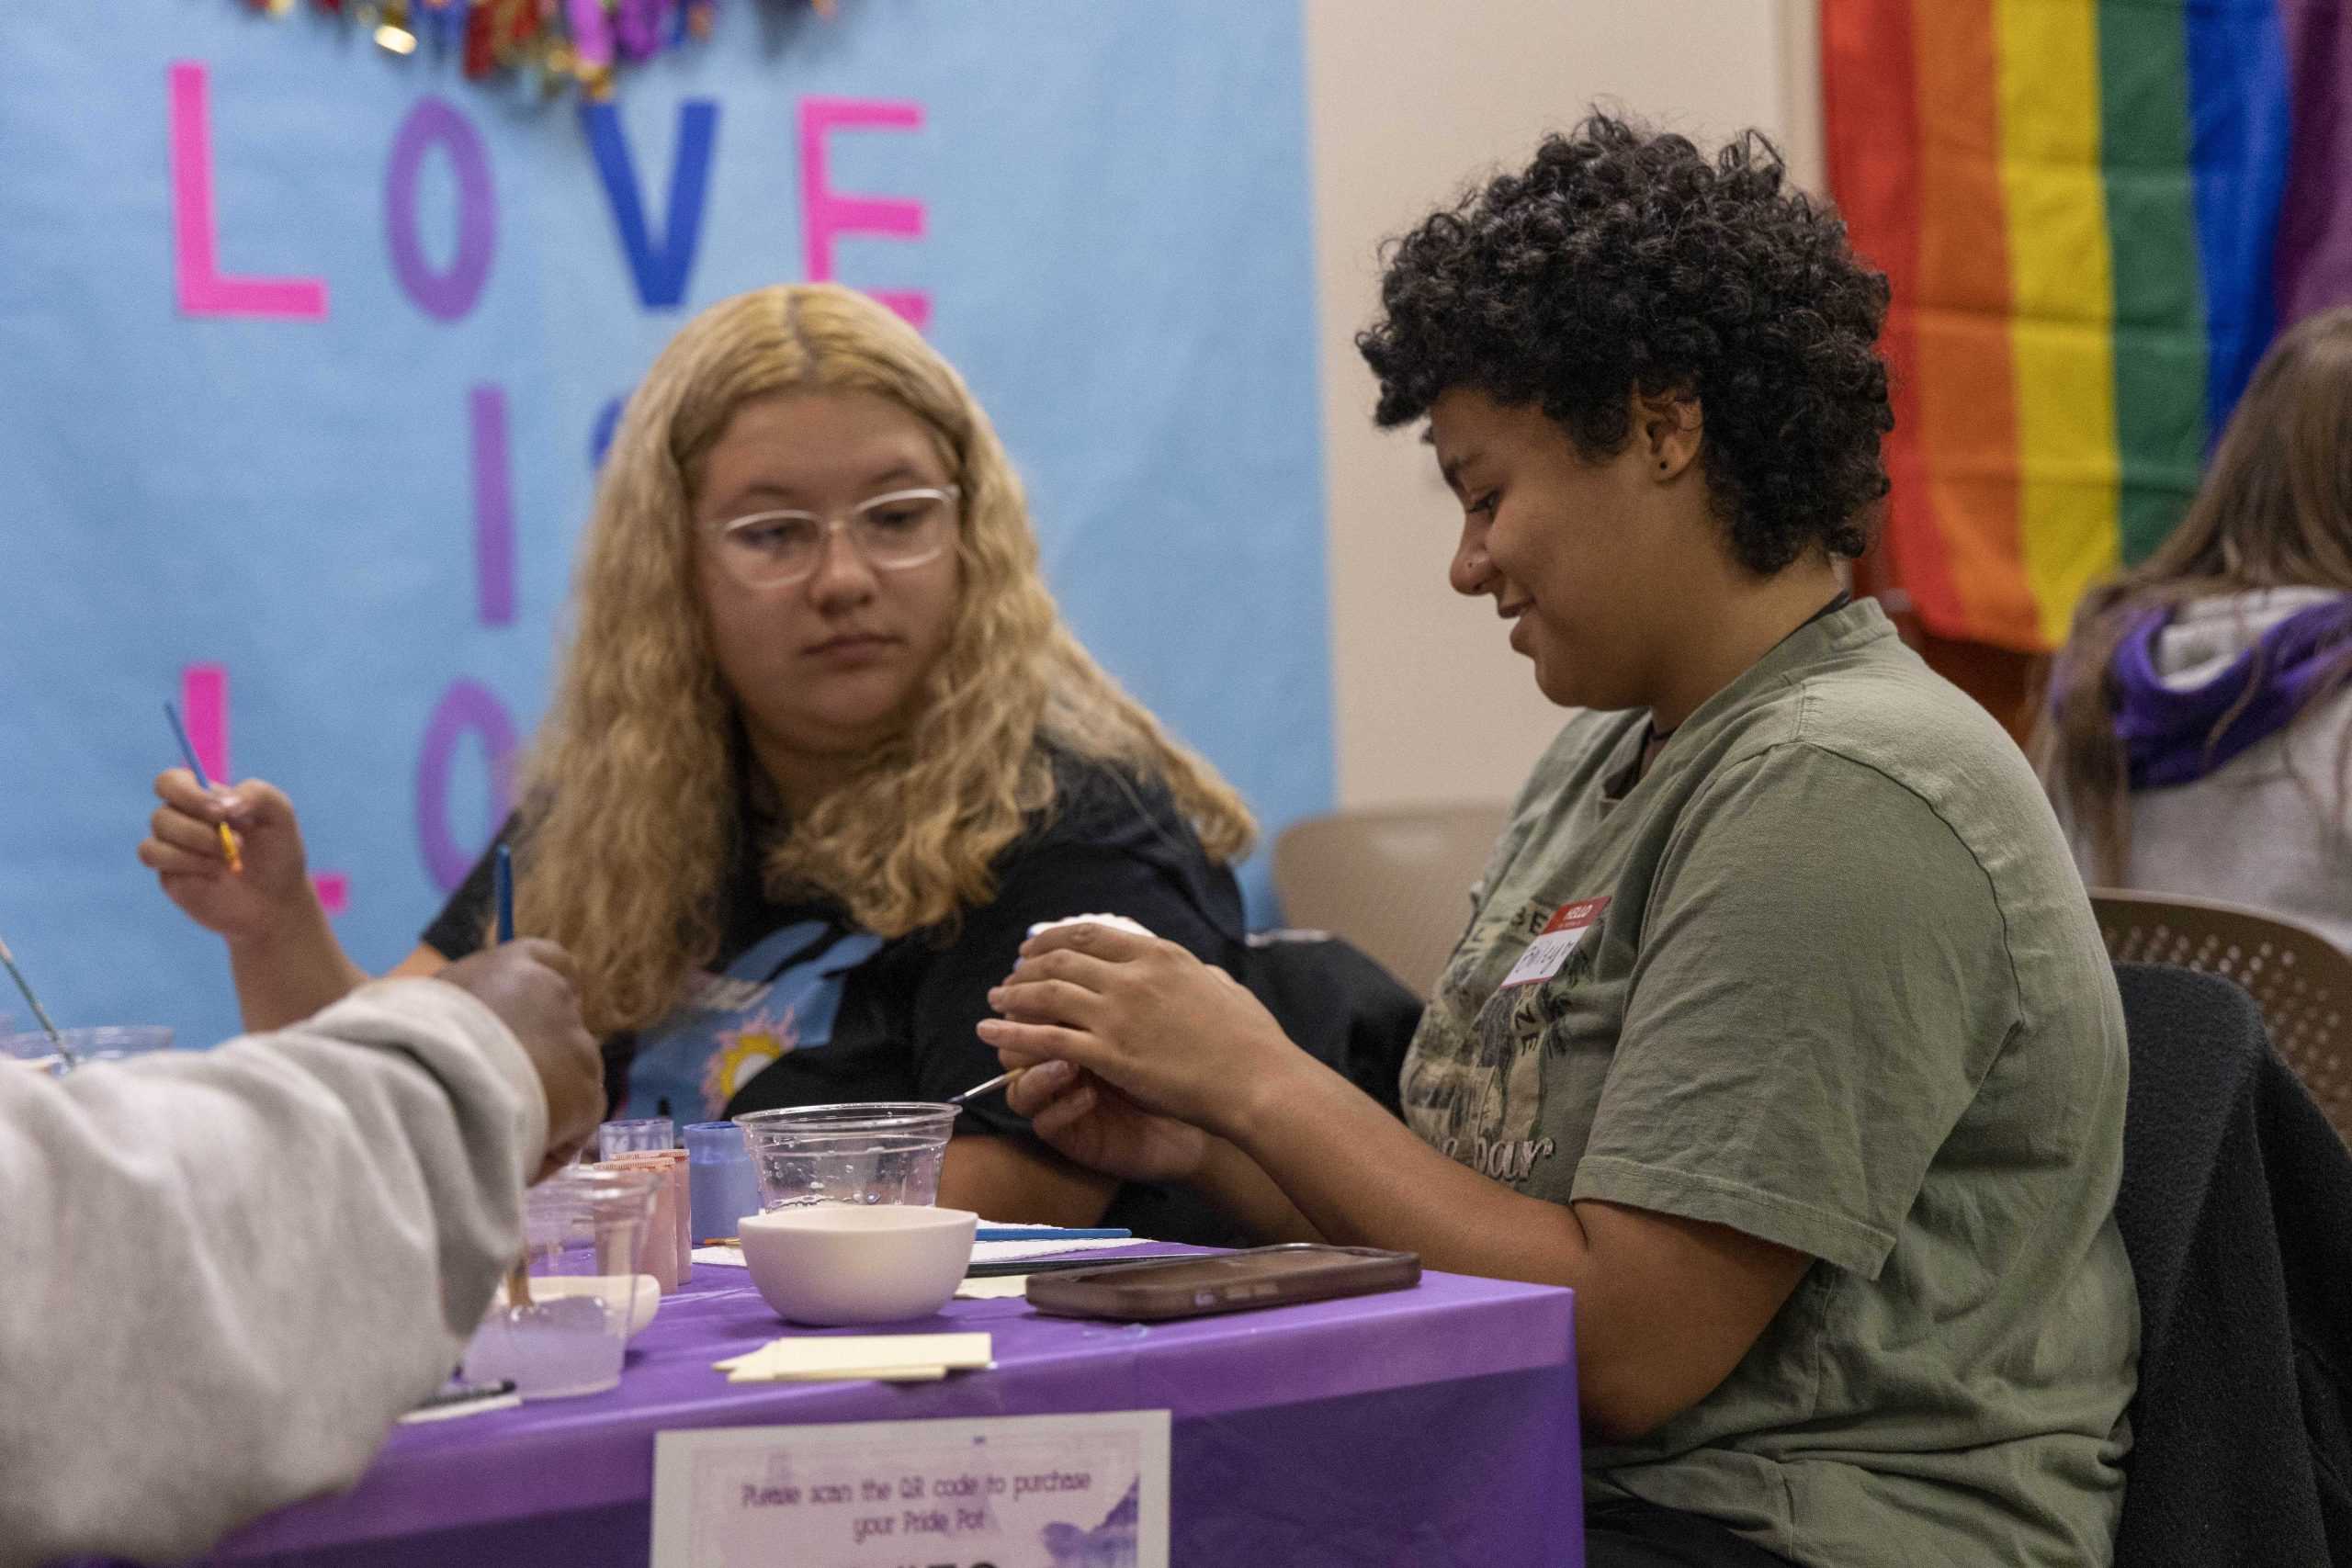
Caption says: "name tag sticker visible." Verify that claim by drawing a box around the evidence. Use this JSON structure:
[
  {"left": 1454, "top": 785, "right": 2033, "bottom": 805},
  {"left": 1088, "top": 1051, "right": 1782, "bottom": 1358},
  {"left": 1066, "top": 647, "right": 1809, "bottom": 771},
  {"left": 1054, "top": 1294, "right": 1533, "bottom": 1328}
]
[{"left": 1499, "top": 896, "right": 1611, "bottom": 989}]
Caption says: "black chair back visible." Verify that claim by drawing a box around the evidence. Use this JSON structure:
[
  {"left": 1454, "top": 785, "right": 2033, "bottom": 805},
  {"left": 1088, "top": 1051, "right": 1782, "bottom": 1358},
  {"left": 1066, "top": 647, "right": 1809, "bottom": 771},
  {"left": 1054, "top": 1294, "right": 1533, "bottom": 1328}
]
[
  {"left": 2109, "top": 962, "right": 2352, "bottom": 1567},
  {"left": 1236, "top": 930, "right": 1422, "bottom": 1118}
]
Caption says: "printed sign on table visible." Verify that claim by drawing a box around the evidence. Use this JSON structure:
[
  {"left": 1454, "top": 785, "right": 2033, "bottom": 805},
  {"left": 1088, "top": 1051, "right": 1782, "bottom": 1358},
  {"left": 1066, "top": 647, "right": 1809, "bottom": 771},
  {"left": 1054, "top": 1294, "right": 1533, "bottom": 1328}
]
[{"left": 650, "top": 1411, "right": 1170, "bottom": 1568}]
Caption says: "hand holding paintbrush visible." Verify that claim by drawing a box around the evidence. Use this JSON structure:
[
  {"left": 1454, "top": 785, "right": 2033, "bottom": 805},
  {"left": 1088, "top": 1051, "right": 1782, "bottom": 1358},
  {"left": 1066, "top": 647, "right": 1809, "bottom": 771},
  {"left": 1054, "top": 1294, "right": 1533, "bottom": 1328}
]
[
  {"left": 139, "top": 769, "right": 316, "bottom": 945},
  {"left": 949, "top": 918, "right": 1157, "bottom": 1107}
]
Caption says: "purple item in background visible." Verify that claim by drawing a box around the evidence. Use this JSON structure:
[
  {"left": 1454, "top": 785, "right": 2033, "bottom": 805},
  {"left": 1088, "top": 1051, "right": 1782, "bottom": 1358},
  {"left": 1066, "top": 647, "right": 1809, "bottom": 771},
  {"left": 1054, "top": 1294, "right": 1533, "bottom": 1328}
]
[
  {"left": 384, "top": 99, "right": 496, "bottom": 326},
  {"left": 198, "top": 1253, "right": 1581, "bottom": 1568},
  {"left": 2110, "top": 594, "right": 2352, "bottom": 788},
  {"left": 2271, "top": 1, "right": 2352, "bottom": 326}
]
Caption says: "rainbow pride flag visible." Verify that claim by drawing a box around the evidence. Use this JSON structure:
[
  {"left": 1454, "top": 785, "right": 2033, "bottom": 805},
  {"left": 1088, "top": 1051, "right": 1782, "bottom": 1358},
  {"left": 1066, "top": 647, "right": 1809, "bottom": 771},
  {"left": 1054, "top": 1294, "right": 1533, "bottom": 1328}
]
[{"left": 1824, "top": 0, "right": 2350, "bottom": 652}]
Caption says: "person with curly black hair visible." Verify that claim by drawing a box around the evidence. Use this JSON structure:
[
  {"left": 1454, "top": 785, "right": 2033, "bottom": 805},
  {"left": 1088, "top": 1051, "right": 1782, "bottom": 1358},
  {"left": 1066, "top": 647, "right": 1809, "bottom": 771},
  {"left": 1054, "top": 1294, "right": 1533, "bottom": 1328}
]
[{"left": 982, "top": 116, "right": 2135, "bottom": 1567}]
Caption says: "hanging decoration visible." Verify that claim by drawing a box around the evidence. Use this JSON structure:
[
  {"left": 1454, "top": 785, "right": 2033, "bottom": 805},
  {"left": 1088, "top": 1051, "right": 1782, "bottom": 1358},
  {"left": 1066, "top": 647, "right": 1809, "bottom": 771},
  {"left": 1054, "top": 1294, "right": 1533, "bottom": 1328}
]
[{"left": 237, "top": 0, "right": 837, "bottom": 99}]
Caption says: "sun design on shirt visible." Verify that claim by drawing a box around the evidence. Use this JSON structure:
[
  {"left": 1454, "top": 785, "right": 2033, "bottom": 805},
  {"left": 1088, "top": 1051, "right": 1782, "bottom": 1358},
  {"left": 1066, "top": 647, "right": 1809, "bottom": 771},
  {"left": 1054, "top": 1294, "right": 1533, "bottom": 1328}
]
[{"left": 703, "top": 1004, "right": 799, "bottom": 1114}]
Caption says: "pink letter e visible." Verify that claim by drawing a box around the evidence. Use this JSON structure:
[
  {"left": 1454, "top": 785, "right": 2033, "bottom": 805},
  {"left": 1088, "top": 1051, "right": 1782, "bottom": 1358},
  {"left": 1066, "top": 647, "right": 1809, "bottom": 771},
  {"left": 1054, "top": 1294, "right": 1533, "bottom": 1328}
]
[{"left": 797, "top": 97, "right": 927, "bottom": 330}]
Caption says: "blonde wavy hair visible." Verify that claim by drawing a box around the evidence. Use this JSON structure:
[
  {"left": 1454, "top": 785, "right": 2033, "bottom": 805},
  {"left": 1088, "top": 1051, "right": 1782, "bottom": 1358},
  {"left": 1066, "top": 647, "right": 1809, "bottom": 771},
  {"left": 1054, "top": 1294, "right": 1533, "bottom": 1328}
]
[{"left": 512, "top": 283, "right": 1256, "bottom": 1035}]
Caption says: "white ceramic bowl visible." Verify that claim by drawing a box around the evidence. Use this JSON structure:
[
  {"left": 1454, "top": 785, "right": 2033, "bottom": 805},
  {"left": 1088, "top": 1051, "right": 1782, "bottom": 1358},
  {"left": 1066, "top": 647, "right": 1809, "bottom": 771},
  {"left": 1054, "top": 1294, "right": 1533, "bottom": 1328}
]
[{"left": 737, "top": 1204, "right": 978, "bottom": 1325}]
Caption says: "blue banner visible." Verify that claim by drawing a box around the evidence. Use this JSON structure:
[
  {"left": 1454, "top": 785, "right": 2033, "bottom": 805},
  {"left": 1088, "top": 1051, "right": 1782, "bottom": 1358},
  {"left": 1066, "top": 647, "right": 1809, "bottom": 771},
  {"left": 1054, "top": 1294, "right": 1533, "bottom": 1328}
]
[{"left": 0, "top": 1, "right": 1329, "bottom": 1051}]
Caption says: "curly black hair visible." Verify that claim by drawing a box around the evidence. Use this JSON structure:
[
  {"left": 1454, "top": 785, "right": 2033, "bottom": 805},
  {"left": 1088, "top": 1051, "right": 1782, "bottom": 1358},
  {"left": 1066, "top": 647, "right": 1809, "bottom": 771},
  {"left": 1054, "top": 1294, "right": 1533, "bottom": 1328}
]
[{"left": 1356, "top": 113, "right": 1893, "bottom": 573}]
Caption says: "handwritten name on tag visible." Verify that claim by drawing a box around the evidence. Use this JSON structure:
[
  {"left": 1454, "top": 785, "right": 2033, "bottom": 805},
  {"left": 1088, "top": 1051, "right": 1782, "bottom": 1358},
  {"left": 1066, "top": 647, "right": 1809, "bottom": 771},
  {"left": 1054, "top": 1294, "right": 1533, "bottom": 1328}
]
[
  {"left": 1499, "top": 896, "right": 1611, "bottom": 989},
  {"left": 652, "top": 1411, "right": 1170, "bottom": 1568}
]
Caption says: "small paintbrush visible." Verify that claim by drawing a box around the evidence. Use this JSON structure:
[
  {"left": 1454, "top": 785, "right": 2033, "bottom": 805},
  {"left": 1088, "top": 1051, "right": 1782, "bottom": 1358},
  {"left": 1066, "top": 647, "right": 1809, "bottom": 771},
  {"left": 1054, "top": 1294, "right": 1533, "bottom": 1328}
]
[
  {"left": 492, "top": 844, "right": 533, "bottom": 1306},
  {"left": 0, "top": 934, "right": 76, "bottom": 1070},
  {"left": 163, "top": 700, "right": 243, "bottom": 875}
]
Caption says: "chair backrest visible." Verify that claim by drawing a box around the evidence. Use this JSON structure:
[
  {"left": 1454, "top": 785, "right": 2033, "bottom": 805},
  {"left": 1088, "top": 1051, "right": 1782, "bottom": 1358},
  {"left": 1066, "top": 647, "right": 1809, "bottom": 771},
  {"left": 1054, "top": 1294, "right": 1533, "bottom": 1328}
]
[
  {"left": 2089, "top": 888, "right": 2352, "bottom": 1148},
  {"left": 2106, "top": 961, "right": 2352, "bottom": 1565},
  {"left": 1271, "top": 803, "right": 1509, "bottom": 998}
]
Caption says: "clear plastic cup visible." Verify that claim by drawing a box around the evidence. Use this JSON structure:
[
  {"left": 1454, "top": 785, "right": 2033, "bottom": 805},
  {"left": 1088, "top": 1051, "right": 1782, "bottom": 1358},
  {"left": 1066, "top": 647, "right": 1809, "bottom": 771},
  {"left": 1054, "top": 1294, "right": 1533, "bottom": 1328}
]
[
  {"left": 734, "top": 1102, "right": 959, "bottom": 1212},
  {"left": 461, "top": 1166, "right": 658, "bottom": 1400},
  {"left": 596, "top": 1116, "right": 675, "bottom": 1159},
  {"left": 594, "top": 1151, "right": 690, "bottom": 1291},
  {"left": 1, "top": 1026, "right": 174, "bottom": 1077}
]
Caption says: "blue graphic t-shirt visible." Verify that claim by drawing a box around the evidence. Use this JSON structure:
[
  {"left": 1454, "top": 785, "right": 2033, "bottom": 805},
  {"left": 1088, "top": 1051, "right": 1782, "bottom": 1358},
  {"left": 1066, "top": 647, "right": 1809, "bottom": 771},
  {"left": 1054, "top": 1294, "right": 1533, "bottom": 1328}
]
[{"left": 618, "top": 919, "right": 884, "bottom": 1122}]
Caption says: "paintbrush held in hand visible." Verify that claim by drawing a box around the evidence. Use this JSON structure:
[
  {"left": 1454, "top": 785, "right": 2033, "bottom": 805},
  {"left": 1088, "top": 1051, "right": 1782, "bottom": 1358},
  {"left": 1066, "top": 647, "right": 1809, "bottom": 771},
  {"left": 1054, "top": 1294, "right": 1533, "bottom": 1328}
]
[{"left": 163, "top": 701, "right": 243, "bottom": 875}]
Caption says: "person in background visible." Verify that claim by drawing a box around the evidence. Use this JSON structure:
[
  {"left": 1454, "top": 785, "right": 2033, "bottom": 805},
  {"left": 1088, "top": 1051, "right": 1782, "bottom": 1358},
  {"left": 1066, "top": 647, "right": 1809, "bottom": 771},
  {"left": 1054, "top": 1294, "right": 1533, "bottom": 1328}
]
[
  {"left": 2039, "top": 306, "right": 2352, "bottom": 950},
  {"left": 983, "top": 117, "right": 2136, "bottom": 1567},
  {"left": 0, "top": 939, "right": 603, "bottom": 1566},
  {"left": 137, "top": 283, "right": 1256, "bottom": 1237}
]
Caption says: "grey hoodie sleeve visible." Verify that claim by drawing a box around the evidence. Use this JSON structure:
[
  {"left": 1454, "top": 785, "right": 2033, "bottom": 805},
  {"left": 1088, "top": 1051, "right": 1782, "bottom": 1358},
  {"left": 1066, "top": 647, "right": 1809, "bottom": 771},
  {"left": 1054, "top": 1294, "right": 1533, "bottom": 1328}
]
[{"left": 0, "top": 978, "right": 546, "bottom": 1567}]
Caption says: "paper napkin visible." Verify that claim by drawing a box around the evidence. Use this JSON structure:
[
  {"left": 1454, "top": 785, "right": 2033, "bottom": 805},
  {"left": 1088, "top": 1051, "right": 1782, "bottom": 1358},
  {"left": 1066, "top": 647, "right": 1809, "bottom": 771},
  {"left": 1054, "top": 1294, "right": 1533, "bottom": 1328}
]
[{"left": 714, "top": 1332, "right": 994, "bottom": 1384}]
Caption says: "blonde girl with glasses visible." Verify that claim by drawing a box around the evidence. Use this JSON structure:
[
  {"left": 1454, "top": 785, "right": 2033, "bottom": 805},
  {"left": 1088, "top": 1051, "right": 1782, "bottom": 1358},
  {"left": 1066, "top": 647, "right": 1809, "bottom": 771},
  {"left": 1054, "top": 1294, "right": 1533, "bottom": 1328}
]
[{"left": 137, "top": 283, "right": 1258, "bottom": 1233}]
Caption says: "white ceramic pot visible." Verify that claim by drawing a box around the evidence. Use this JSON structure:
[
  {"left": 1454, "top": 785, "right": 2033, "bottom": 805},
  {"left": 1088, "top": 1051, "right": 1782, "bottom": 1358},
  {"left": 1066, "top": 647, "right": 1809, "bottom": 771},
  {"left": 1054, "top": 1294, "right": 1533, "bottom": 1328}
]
[{"left": 737, "top": 1205, "right": 978, "bottom": 1325}]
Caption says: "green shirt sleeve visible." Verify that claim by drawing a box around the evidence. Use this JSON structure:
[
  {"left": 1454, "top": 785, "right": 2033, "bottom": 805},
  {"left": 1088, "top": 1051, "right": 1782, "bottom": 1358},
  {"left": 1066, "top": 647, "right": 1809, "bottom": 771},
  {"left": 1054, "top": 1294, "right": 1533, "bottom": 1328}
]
[{"left": 1570, "top": 740, "right": 2022, "bottom": 1279}]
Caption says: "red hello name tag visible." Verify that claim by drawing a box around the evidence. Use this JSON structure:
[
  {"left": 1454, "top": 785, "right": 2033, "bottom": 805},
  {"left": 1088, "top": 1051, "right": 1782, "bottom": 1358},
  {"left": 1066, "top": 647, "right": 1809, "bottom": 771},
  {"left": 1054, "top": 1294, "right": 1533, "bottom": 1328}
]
[{"left": 1500, "top": 896, "right": 1611, "bottom": 989}]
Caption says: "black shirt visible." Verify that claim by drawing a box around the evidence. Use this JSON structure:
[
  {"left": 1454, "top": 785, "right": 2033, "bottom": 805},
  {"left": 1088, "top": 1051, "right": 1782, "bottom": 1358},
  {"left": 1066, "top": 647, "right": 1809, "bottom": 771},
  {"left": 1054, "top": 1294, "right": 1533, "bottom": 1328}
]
[{"left": 425, "top": 751, "right": 1253, "bottom": 1243}]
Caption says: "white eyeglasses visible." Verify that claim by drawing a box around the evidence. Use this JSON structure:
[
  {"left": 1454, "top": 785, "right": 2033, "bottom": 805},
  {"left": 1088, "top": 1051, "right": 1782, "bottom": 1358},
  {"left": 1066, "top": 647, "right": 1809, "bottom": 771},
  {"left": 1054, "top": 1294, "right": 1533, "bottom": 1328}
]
[{"left": 704, "top": 485, "right": 959, "bottom": 589}]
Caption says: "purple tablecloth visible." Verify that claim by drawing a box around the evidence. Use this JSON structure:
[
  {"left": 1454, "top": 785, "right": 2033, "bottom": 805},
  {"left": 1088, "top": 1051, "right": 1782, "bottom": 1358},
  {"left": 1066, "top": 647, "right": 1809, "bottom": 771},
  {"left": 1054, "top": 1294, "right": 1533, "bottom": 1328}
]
[{"left": 209, "top": 1253, "right": 1581, "bottom": 1567}]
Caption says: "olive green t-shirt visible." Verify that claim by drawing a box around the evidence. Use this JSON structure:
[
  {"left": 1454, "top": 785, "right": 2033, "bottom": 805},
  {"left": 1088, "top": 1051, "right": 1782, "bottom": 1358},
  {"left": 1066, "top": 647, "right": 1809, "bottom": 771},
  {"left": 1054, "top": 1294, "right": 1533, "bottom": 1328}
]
[{"left": 1404, "top": 601, "right": 2137, "bottom": 1566}]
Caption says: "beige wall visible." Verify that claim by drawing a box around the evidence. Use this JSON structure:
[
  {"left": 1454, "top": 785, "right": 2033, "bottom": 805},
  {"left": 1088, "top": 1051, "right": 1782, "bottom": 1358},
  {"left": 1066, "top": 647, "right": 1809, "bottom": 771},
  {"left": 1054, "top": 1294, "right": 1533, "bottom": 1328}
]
[{"left": 1304, "top": 0, "right": 1824, "bottom": 809}]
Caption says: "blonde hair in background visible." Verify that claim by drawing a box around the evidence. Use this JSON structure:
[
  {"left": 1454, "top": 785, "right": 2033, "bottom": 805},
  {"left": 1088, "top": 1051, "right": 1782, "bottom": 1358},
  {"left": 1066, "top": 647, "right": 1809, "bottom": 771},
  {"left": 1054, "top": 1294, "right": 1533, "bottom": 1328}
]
[{"left": 514, "top": 283, "right": 1256, "bottom": 1035}]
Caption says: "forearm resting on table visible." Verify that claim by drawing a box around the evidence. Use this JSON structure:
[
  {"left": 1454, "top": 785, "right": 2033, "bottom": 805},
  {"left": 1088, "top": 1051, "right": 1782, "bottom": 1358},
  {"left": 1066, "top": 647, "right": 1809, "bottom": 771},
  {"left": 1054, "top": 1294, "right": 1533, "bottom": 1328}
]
[
  {"left": 1225, "top": 1058, "right": 1810, "bottom": 1440},
  {"left": 1191, "top": 1134, "right": 1325, "bottom": 1245},
  {"left": 939, "top": 1134, "right": 1117, "bottom": 1228}
]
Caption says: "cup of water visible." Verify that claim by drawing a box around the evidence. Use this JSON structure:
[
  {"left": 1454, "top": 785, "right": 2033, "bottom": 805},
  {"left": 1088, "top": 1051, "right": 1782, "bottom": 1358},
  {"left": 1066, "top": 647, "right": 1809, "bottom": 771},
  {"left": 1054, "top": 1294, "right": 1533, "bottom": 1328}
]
[
  {"left": 461, "top": 1165, "right": 659, "bottom": 1400},
  {"left": 1, "top": 1026, "right": 174, "bottom": 1076},
  {"left": 596, "top": 1116, "right": 675, "bottom": 1160},
  {"left": 734, "top": 1102, "right": 958, "bottom": 1213}
]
